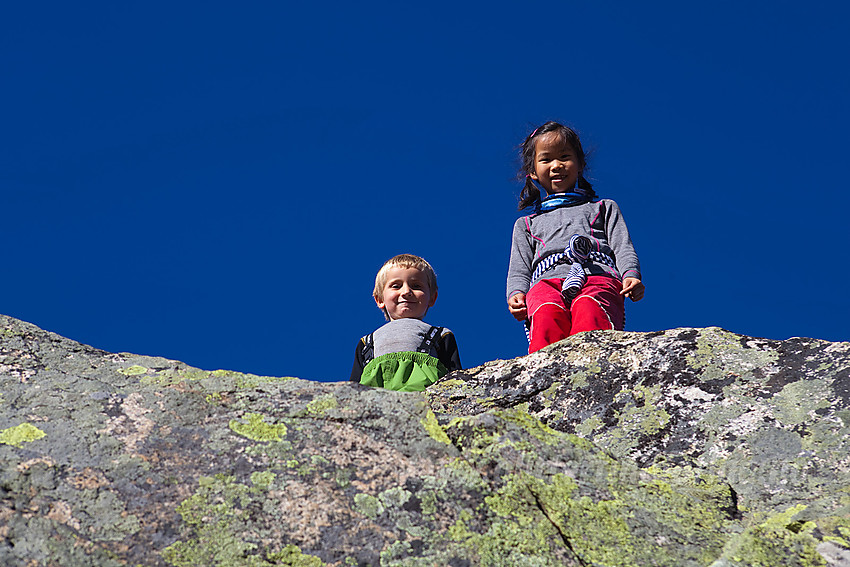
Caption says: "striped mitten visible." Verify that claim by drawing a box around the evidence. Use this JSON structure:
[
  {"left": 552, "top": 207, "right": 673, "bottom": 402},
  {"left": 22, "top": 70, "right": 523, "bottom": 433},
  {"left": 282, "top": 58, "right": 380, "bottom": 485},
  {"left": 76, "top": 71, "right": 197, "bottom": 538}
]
[
  {"left": 562, "top": 235, "right": 592, "bottom": 304},
  {"left": 561, "top": 262, "right": 586, "bottom": 304},
  {"left": 566, "top": 234, "right": 592, "bottom": 263}
]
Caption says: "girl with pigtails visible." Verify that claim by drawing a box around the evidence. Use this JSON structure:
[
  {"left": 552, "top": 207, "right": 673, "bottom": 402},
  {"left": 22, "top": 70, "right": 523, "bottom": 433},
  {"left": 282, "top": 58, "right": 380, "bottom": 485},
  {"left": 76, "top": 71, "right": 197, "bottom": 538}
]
[{"left": 506, "top": 121, "right": 645, "bottom": 353}]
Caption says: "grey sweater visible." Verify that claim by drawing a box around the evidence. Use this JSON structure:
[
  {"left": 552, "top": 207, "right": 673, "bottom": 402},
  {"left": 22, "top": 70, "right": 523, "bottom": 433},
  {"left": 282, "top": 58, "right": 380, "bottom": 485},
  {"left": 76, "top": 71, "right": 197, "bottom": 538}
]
[
  {"left": 349, "top": 318, "right": 462, "bottom": 382},
  {"left": 506, "top": 199, "right": 641, "bottom": 300}
]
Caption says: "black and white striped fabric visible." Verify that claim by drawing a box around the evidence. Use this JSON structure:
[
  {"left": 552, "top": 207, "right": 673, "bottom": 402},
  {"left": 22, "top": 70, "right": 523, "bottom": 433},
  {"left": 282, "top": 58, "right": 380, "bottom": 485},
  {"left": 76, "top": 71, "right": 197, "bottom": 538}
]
[
  {"left": 529, "top": 235, "right": 617, "bottom": 284},
  {"left": 561, "top": 263, "right": 587, "bottom": 303},
  {"left": 523, "top": 235, "right": 619, "bottom": 343}
]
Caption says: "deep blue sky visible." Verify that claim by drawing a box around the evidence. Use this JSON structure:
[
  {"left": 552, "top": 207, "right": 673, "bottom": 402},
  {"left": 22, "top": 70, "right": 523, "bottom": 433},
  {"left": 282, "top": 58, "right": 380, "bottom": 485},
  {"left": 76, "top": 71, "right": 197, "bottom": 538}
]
[{"left": 4, "top": 2, "right": 849, "bottom": 382}]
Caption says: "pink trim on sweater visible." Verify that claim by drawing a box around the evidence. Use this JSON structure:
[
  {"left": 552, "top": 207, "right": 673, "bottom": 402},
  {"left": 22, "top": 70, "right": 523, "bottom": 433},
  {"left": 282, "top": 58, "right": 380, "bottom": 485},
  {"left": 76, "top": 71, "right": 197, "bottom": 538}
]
[
  {"left": 589, "top": 204, "right": 603, "bottom": 251},
  {"left": 525, "top": 216, "right": 547, "bottom": 258}
]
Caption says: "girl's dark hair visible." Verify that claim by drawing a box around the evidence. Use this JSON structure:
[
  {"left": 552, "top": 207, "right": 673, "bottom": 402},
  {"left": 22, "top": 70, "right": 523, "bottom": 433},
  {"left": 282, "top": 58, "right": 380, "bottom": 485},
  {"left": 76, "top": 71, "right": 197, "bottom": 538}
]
[{"left": 517, "top": 121, "right": 594, "bottom": 209}]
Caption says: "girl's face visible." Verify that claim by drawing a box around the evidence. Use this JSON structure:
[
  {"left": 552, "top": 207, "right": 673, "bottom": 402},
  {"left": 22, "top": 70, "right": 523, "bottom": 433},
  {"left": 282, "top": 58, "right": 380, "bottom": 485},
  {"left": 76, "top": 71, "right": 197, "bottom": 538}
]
[{"left": 530, "top": 132, "right": 581, "bottom": 195}]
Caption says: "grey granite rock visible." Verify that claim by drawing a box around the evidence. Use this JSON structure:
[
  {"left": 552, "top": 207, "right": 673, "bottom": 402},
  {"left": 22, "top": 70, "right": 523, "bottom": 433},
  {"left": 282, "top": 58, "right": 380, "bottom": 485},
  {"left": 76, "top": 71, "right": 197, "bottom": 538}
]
[{"left": 1, "top": 315, "right": 848, "bottom": 566}]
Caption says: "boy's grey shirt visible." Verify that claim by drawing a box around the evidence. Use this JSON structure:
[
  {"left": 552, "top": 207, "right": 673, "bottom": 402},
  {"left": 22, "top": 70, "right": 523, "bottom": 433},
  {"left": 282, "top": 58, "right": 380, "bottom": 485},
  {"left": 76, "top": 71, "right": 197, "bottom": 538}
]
[
  {"left": 371, "top": 318, "right": 449, "bottom": 358},
  {"left": 507, "top": 199, "right": 641, "bottom": 300},
  {"left": 349, "top": 318, "right": 462, "bottom": 382}
]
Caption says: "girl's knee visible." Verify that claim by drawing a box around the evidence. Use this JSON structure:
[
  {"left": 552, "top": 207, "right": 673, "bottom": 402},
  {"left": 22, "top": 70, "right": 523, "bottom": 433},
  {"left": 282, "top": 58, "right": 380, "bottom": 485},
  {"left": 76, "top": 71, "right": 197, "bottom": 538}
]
[
  {"left": 529, "top": 302, "right": 572, "bottom": 352},
  {"left": 570, "top": 295, "right": 616, "bottom": 333}
]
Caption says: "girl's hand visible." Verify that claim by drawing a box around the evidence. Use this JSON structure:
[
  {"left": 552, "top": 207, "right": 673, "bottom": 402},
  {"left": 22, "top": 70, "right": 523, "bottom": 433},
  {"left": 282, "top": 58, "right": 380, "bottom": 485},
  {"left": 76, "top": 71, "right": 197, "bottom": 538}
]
[
  {"left": 620, "top": 277, "right": 645, "bottom": 301},
  {"left": 508, "top": 293, "right": 528, "bottom": 321}
]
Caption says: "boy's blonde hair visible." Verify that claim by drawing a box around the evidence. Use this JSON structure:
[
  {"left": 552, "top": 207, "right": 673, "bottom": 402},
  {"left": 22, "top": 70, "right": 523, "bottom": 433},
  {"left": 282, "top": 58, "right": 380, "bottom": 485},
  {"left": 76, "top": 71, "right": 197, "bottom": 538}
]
[{"left": 373, "top": 253, "right": 438, "bottom": 303}]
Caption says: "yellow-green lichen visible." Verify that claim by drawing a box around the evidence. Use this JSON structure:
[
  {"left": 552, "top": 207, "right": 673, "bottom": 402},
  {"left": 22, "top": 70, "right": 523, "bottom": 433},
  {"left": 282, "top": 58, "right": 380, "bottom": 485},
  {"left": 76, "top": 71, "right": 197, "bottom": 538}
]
[
  {"left": 540, "top": 381, "right": 561, "bottom": 408},
  {"left": 250, "top": 471, "right": 276, "bottom": 490},
  {"left": 334, "top": 468, "right": 352, "bottom": 488},
  {"left": 379, "top": 486, "right": 412, "bottom": 509},
  {"left": 305, "top": 394, "right": 338, "bottom": 417},
  {"left": 354, "top": 493, "right": 385, "bottom": 519},
  {"left": 476, "top": 466, "right": 729, "bottom": 567},
  {"left": 687, "top": 328, "right": 742, "bottom": 367},
  {"left": 233, "top": 373, "right": 297, "bottom": 389},
  {"left": 818, "top": 516, "right": 850, "bottom": 548},
  {"left": 564, "top": 362, "right": 603, "bottom": 389},
  {"left": 771, "top": 379, "right": 831, "bottom": 425},
  {"left": 575, "top": 415, "right": 604, "bottom": 436},
  {"left": 281, "top": 454, "right": 329, "bottom": 477},
  {"left": 380, "top": 410, "right": 738, "bottom": 566},
  {"left": 686, "top": 327, "right": 779, "bottom": 382},
  {"left": 617, "top": 389, "right": 671, "bottom": 436},
  {"left": 475, "top": 472, "right": 592, "bottom": 563},
  {"left": 205, "top": 391, "right": 223, "bottom": 405},
  {"left": 496, "top": 408, "right": 560, "bottom": 445},
  {"left": 420, "top": 409, "right": 452, "bottom": 445},
  {"left": 419, "top": 490, "right": 438, "bottom": 517},
  {"left": 264, "top": 545, "right": 324, "bottom": 567},
  {"left": 0, "top": 422, "right": 46, "bottom": 447},
  {"left": 163, "top": 474, "right": 254, "bottom": 565},
  {"left": 163, "top": 474, "right": 323, "bottom": 566},
  {"left": 141, "top": 367, "right": 296, "bottom": 388},
  {"left": 229, "top": 413, "right": 288, "bottom": 442},
  {"left": 567, "top": 369, "right": 592, "bottom": 388},
  {"left": 444, "top": 457, "right": 489, "bottom": 493},
  {"left": 448, "top": 510, "right": 475, "bottom": 542},
  {"left": 720, "top": 504, "right": 826, "bottom": 567},
  {"left": 117, "top": 365, "right": 149, "bottom": 376}
]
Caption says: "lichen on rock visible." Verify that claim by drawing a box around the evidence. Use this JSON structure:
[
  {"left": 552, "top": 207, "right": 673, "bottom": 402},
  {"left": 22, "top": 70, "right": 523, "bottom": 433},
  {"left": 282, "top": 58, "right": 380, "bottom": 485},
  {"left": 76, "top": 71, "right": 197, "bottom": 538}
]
[
  {"left": 0, "top": 422, "right": 46, "bottom": 448},
  {"left": 1, "top": 313, "right": 849, "bottom": 566}
]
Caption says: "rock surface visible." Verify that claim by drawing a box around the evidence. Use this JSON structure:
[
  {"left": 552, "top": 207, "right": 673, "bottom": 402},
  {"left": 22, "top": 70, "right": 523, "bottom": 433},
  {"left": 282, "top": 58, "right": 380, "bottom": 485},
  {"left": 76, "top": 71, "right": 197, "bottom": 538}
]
[{"left": 1, "top": 314, "right": 849, "bottom": 566}]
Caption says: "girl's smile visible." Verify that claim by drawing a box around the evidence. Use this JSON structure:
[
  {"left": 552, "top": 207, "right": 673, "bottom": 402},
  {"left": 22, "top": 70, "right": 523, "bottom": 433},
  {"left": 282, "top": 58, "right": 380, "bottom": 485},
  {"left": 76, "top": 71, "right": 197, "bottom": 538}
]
[{"left": 530, "top": 132, "right": 581, "bottom": 195}]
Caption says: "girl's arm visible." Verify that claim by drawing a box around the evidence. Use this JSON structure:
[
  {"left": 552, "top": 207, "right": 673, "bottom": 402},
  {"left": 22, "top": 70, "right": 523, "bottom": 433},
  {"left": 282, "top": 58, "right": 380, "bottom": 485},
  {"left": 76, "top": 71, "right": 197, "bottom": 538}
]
[
  {"left": 603, "top": 201, "right": 641, "bottom": 282},
  {"left": 506, "top": 216, "right": 534, "bottom": 307},
  {"left": 621, "top": 277, "right": 645, "bottom": 301},
  {"left": 508, "top": 292, "right": 527, "bottom": 321}
]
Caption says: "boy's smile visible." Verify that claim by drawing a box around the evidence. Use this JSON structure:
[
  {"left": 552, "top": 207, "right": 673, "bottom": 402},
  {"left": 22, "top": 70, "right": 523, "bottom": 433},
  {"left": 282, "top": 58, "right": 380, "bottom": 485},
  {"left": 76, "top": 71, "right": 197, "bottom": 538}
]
[{"left": 376, "top": 266, "right": 437, "bottom": 320}]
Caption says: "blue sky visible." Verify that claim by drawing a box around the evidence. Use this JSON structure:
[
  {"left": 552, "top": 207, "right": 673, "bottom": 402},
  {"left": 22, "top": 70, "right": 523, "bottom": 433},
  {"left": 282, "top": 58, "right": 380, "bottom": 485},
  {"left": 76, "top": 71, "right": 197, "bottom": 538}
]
[{"left": 4, "top": 2, "right": 849, "bottom": 382}]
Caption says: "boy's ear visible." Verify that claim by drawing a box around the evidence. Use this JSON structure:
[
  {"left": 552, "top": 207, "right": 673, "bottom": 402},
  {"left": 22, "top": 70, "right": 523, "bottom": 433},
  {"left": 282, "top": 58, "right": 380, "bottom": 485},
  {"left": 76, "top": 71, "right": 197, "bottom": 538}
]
[
  {"left": 428, "top": 290, "right": 438, "bottom": 307},
  {"left": 374, "top": 296, "right": 385, "bottom": 310}
]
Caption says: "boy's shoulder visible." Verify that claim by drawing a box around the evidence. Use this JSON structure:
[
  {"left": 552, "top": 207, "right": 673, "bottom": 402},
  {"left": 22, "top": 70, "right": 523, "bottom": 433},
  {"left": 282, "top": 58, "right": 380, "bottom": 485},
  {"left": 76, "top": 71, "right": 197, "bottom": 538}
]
[
  {"left": 361, "top": 320, "right": 453, "bottom": 349},
  {"left": 367, "top": 318, "right": 451, "bottom": 339},
  {"left": 359, "top": 319, "right": 454, "bottom": 362}
]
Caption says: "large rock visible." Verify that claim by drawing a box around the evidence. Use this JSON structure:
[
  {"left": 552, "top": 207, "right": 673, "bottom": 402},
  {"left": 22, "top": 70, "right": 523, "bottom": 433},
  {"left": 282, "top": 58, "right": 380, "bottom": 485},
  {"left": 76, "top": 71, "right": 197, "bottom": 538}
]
[{"left": 1, "top": 314, "right": 848, "bottom": 566}]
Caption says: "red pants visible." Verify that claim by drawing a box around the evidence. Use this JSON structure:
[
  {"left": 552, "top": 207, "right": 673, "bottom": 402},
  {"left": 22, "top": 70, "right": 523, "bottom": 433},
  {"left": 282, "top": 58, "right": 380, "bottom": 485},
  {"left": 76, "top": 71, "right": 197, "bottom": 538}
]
[{"left": 526, "top": 275, "right": 625, "bottom": 353}]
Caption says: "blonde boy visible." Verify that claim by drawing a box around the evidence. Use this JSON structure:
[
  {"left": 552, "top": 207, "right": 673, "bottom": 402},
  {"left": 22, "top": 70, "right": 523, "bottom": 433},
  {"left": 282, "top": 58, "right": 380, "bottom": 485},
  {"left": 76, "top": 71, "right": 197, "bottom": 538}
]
[{"left": 350, "top": 254, "right": 461, "bottom": 391}]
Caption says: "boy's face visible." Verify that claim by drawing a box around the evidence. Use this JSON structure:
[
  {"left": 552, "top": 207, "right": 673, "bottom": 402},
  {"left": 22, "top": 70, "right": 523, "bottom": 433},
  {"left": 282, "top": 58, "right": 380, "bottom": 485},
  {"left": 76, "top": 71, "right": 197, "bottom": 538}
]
[{"left": 375, "top": 266, "right": 437, "bottom": 320}]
